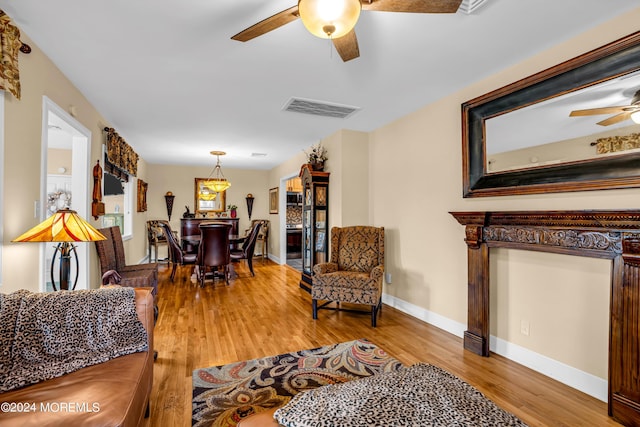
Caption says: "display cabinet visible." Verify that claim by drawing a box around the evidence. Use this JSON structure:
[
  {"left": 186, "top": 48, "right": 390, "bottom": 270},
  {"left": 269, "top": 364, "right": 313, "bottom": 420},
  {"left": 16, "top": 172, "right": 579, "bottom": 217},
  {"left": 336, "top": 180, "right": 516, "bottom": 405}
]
[{"left": 299, "top": 163, "right": 330, "bottom": 292}]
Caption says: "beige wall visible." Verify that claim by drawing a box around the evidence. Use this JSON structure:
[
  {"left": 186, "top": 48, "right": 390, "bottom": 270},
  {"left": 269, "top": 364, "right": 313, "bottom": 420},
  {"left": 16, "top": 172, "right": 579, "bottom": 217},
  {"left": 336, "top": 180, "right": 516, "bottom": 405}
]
[
  {"left": 267, "top": 130, "right": 370, "bottom": 262},
  {"left": 144, "top": 164, "right": 270, "bottom": 247},
  {"left": 1, "top": 33, "right": 150, "bottom": 292},
  {"left": 47, "top": 148, "right": 72, "bottom": 175},
  {"left": 370, "top": 9, "right": 640, "bottom": 380}
]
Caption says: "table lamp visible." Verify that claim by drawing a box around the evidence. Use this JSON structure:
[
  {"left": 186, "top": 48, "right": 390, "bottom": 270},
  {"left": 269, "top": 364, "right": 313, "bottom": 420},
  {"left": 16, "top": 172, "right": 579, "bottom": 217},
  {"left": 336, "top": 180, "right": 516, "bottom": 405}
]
[{"left": 12, "top": 208, "right": 106, "bottom": 291}]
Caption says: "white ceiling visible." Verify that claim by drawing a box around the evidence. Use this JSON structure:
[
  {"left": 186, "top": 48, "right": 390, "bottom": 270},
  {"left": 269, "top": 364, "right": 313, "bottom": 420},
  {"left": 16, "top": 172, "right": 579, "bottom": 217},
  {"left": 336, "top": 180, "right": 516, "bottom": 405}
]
[{"left": 1, "top": 0, "right": 637, "bottom": 169}]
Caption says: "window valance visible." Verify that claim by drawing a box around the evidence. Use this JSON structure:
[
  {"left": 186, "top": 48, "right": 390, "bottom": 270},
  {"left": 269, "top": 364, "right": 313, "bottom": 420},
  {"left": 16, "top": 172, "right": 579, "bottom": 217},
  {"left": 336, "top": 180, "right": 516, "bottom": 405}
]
[
  {"left": 0, "top": 10, "right": 23, "bottom": 99},
  {"left": 104, "top": 127, "right": 138, "bottom": 179}
]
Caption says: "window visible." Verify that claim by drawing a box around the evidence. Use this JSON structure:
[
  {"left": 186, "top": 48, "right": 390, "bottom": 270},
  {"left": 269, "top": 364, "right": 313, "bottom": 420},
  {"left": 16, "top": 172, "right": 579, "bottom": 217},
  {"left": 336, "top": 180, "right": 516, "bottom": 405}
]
[{"left": 101, "top": 172, "right": 133, "bottom": 238}]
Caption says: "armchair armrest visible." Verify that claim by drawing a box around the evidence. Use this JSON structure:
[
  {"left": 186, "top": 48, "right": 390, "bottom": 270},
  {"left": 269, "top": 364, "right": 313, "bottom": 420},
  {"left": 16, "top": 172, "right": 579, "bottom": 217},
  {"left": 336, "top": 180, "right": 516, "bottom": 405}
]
[
  {"left": 370, "top": 265, "right": 384, "bottom": 281},
  {"left": 313, "top": 262, "right": 339, "bottom": 275}
]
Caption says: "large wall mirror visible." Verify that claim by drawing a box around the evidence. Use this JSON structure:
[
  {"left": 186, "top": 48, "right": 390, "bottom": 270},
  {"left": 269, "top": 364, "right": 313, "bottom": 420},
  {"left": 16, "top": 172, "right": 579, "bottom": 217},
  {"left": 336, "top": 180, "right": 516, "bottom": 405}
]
[
  {"left": 462, "top": 31, "right": 640, "bottom": 197},
  {"left": 194, "top": 178, "right": 226, "bottom": 216}
]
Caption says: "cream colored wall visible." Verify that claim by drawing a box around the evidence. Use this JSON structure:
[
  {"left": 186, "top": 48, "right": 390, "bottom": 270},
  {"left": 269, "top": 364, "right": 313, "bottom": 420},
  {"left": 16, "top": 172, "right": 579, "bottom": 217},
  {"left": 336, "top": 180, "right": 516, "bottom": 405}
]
[
  {"left": 335, "top": 130, "right": 369, "bottom": 226},
  {"left": 145, "top": 163, "right": 270, "bottom": 241},
  {"left": 370, "top": 8, "right": 640, "bottom": 380},
  {"left": 47, "top": 148, "right": 72, "bottom": 175},
  {"left": 267, "top": 130, "right": 370, "bottom": 261},
  {"left": 1, "top": 33, "right": 150, "bottom": 291}
]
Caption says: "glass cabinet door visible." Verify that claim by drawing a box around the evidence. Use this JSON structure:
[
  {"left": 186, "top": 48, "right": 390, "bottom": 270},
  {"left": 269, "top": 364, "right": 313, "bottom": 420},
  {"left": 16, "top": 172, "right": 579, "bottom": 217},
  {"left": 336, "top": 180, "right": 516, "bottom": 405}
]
[{"left": 299, "top": 164, "right": 329, "bottom": 292}]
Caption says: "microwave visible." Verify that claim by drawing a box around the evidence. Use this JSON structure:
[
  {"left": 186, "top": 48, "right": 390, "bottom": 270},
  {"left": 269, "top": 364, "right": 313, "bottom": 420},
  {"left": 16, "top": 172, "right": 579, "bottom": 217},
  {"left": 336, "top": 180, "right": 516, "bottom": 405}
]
[{"left": 286, "top": 192, "right": 302, "bottom": 204}]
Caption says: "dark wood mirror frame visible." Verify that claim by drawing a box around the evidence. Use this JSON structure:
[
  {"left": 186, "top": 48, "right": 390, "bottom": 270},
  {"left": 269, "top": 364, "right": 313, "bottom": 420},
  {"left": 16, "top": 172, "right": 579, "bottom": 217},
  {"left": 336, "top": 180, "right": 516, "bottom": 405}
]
[{"left": 462, "top": 31, "right": 640, "bottom": 198}]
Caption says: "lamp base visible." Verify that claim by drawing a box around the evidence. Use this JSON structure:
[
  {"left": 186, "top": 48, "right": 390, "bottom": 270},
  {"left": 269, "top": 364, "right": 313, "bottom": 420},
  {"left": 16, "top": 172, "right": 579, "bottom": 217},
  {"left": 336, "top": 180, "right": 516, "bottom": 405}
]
[{"left": 51, "top": 242, "right": 79, "bottom": 291}]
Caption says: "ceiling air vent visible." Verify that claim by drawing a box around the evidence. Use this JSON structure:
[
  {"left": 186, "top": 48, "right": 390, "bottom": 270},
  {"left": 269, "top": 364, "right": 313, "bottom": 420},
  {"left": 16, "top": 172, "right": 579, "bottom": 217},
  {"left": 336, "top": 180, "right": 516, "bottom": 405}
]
[
  {"left": 283, "top": 97, "right": 360, "bottom": 119},
  {"left": 459, "top": 0, "right": 489, "bottom": 14}
]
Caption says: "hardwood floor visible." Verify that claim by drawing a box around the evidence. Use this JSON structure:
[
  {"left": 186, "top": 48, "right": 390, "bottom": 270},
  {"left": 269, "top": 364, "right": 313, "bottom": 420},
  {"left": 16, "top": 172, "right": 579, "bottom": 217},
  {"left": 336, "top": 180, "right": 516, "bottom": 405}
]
[{"left": 145, "top": 259, "right": 622, "bottom": 427}]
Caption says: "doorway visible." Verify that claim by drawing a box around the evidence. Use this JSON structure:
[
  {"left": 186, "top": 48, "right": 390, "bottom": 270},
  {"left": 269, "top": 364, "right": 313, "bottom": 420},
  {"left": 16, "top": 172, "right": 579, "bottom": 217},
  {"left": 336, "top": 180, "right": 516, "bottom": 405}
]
[
  {"left": 284, "top": 176, "right": 303, "bottom": 270},
  {"left": 41, "top": 97, "right": 91, "bottom": 291}
]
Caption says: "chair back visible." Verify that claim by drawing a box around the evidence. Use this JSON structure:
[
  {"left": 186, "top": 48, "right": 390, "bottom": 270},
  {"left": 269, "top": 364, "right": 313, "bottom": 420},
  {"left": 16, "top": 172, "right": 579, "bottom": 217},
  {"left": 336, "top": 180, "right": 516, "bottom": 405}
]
[
  {"left": 241, "top": 221, "right": 263, "bottom": 258},
  {"left": 197, "top": 223, "right": 231, "bottom": 268},
  {"left": 147, "top": 220, "right": 168, "bottom": 243},
  {"left": 160, "top": 222, "right": 184, "bottom": 264},
  {"left": 95, "top": 227, "right": 118, "bottom": 275},
  {"left": 331, "top": 226, "right": 385, "bottom": 273},
  {"left": 109, "top": 225, "right": 128, "bottom": 270}
]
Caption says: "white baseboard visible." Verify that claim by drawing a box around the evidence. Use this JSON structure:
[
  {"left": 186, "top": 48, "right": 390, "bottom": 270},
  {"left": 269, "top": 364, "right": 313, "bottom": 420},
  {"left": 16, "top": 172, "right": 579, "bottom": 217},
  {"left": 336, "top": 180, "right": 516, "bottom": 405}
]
[
  {"left": 382, "top": 293, "right": 466, "bottom": 338},
  {"left": 269, "top": 254, "right": 281, "bottom": 264},
  {"left": 381, "top": 293, "right": 607, "bottom": 402},
  {"left": 489, "top": 336, "right": 607, "bottom": 402}
]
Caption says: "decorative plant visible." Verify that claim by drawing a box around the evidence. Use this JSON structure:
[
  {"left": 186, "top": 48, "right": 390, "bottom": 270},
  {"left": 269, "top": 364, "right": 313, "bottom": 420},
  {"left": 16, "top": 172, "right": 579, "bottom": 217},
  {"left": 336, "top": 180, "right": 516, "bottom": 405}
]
[
  {"left": 305, "top": 142, "right": 328, "bottom": 164},
  {"left": 227, "top": 204, "right": 238, "bottom": 211}
]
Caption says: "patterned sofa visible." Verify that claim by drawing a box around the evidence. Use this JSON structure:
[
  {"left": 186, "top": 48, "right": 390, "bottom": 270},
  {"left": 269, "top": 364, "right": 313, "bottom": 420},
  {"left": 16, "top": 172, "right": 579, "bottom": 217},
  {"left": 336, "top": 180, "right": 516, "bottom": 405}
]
[
  {"left": 0, "top": 287, "right": 154, "bottom": 426},
  {"left": 311, "top": 226, "right": 385, "bottom": 327}
]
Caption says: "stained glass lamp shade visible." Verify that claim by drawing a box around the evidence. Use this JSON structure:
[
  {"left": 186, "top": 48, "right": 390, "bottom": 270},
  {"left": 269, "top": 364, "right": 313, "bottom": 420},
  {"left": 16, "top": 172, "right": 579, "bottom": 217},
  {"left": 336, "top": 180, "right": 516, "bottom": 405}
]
[{"left": 13, "top": 209, "right": 106, "bottom": 290}]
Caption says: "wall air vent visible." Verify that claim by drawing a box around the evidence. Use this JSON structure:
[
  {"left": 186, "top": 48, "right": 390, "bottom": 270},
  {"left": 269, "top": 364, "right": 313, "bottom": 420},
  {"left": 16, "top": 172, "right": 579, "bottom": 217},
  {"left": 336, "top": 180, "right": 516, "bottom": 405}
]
[
  {"left": 459, "top": 0, "right": 489, "bottom": 14},
  {"left": 282, "top": 97, "right": 360, "bottom": 119}
]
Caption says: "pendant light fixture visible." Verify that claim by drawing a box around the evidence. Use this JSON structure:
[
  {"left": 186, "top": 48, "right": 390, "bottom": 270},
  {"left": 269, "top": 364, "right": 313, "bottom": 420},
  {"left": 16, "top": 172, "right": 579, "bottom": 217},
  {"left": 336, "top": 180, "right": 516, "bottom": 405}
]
[
  {"left": 204, "top": 150, "right": 231, "bottom": 193},
  {"left": 298, "top": 0, "right": 361, "bottom": 39}
]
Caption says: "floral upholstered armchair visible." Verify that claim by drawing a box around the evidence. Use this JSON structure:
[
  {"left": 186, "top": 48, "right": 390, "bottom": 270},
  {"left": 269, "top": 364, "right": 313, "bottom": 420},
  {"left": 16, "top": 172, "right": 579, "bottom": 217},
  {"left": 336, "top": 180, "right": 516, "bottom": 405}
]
[{"left": 312, "top": 226, "right": 385, "bottom": 327}]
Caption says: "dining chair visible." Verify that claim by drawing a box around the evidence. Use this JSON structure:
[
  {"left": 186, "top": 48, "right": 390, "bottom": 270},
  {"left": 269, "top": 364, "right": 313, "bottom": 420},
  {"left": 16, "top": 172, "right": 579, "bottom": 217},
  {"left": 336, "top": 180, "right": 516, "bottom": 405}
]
[
  {"left": 160, "top": 222, "right": 197, "bottom": 281},
  {"left": 196, "top": 223, "right": 232, "bottom": 286},
  {"left": 146, "top": 220, "right": 170, "bottom": 262},
  {"left": 245, "top": 219, "right": 269, "bottom": 258},
  {"left": 230, "top": 221, "right": 263, "bottom": 276}
]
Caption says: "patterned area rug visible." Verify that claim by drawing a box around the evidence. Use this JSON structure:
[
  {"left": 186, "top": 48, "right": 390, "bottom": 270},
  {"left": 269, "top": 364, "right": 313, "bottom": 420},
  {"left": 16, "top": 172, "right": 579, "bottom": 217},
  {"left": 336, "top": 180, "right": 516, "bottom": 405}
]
[{"left": 192, "top": 338, "right": 403, "bottom": 427}]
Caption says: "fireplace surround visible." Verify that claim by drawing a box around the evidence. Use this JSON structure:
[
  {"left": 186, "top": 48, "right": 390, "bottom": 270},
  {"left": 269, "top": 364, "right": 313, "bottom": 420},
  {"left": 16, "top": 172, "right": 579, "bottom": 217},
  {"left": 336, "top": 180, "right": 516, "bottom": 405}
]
[{"left": 450, "top": 210, "right": 640, "bottom": 425}]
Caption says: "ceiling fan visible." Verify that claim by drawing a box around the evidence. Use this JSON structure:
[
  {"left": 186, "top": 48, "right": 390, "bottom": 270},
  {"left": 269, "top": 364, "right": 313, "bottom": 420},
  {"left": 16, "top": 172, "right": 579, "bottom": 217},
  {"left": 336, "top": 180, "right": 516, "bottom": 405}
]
[
  {"left": 231, "top": 0, "right": 463, "bottom": 62},
  {"left": 569, "top": 89, "right": 640, "bottom": 126}
]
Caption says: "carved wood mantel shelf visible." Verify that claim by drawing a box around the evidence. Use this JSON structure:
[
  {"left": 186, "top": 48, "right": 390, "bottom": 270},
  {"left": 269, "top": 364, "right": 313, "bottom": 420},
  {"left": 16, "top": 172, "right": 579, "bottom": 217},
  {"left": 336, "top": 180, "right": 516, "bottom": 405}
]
[{"left": 450, "top": 210, "right": 640, "bottom": 426}]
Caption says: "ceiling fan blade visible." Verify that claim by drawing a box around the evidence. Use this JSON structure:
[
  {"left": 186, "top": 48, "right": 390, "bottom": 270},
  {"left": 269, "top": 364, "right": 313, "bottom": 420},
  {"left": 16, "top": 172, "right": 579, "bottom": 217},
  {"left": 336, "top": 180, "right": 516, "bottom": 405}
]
[
  {"left": 569, "top": 106, "right": 628, "bottom": 117},
  {"left": 596, "top": 111, "right": 632, "bottom": 126},
  {"left": 231, "top": 6, "right": 299, "bottom": 42},
  {"left": 332, "top": 30, "right": 360, "bottom": 62},
  {"left": 361, "top": 0, "right": 463, "bottom": 13}
]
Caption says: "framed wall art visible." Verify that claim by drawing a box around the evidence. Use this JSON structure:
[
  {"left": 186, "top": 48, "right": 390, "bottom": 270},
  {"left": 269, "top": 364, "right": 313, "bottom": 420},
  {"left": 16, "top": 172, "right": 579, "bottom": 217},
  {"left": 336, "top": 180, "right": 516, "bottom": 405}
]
[
  {"left": 269, "top": 187, "right": 278, "bottom": 214},
  {"left": 137, "top": 179, "right": 148, "bottom": 212}
]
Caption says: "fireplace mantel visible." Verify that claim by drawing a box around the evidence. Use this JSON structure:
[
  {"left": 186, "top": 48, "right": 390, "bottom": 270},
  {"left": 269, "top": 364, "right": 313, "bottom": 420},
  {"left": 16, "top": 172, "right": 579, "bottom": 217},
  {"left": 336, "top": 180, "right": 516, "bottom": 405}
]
[{"left": 450, "top": 210, "right": 640, "bottom": 425}]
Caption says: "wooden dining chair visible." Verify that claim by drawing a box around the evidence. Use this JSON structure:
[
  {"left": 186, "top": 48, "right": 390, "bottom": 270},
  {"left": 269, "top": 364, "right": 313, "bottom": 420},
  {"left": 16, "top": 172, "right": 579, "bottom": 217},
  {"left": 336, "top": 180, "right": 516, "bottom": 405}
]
[
  {"left": 160, "top": 222, "right": 197, "bottom": 281},
  {"left": 230, "top": 221, "right": 263, "bottom": 276},
  {"left": 197, "top": 223, "right": 232, "bottom": 286}
]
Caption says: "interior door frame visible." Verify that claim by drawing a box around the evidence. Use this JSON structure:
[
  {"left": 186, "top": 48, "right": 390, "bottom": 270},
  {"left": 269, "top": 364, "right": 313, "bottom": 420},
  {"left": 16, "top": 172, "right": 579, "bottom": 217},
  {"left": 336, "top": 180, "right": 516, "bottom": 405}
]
[{"left": 41, "top": 97, "right": 91, "bottom": 291}]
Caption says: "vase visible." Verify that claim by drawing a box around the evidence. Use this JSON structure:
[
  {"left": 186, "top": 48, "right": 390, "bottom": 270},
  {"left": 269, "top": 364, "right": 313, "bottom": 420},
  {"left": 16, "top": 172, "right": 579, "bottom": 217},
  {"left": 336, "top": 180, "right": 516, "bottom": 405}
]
[
  {"left": 310, "top": 161, "right": 324, "bottom": 171},
  {"left": 230, "top": 209, "right": 237, "bottom": 218}
]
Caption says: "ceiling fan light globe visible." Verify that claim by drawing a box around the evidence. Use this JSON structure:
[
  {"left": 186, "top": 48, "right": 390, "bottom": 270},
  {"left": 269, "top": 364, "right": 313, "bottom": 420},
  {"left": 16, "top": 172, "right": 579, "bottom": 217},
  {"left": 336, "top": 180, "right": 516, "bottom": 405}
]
[
  {"left": 298, "top": 0, "right": 361, "bottom": 39},
  {"left": 631, "top": 110, "right": 640, "bottom": 124}
]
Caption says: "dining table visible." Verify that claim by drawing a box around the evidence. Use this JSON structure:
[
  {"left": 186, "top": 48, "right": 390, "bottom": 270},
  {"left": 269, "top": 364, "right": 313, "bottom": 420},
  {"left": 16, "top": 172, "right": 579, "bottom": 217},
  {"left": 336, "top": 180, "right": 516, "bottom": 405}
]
[{"left": 181, "top": 234, "right": 246, "bottom": 248}]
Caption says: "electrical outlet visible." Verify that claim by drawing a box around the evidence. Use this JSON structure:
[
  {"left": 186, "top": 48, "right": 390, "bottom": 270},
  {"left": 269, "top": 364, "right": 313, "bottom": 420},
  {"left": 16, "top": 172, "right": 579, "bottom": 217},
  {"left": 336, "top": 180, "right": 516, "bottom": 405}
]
[
  {"left": 520, "top": 320, "right": 530, "bottom": 336},
  {"left": 385, "top": 272, "right": 392, "bottom": 284}
]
